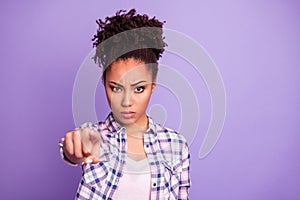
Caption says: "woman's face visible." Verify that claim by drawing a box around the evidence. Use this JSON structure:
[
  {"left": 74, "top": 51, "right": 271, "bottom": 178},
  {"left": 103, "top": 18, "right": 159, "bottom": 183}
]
[{"left": 104, "top": 58, "right": 155, "bottom": 128}]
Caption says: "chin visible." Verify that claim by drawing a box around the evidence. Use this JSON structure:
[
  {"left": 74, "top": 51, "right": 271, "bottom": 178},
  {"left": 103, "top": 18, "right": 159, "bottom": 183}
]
[{"left": 114, "top": 114, "right": 136, "bottom": 125}]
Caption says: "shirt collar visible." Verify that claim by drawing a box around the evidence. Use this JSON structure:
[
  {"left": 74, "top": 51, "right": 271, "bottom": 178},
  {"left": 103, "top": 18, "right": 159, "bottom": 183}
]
[
  {"left": 105, "top": 112, "right": 123, "bottom": 135},
  {"left": 105, "top": 112, "right": 157, "bottom": 136},
  {"left": 147, "top": 115, "right": 157, "bottom": 136}
]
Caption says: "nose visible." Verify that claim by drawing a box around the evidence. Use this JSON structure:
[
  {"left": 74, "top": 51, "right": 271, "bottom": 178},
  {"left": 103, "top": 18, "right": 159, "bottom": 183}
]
[{"left": 121, "top": 91, "right": 133, "bottom": 107}]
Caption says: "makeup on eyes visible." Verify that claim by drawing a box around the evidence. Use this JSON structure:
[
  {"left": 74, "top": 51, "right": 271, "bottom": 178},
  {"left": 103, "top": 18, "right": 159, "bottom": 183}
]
[
  {"left": 108, "top": 81, "right": 150, "bottom": 93},
  {"left": 134, "top": 86, "right": 145, "bottom": 93}
]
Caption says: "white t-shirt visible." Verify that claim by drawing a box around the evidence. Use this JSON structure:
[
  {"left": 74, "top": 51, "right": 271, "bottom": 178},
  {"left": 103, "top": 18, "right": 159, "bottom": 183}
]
[{"left": 113, "top": 156, "right": 151, "bottom": 200}]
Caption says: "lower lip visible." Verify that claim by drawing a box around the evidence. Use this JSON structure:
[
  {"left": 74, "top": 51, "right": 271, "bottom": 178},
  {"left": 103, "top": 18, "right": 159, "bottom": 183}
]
[{"left": 121, "top": 112, "right": 135, "bottom": 119}]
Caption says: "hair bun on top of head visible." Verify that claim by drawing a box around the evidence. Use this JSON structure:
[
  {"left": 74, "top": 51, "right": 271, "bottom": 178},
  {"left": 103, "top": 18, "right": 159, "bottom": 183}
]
[{"left": 92, "top": 9, "right": 167, "bottom": 69}]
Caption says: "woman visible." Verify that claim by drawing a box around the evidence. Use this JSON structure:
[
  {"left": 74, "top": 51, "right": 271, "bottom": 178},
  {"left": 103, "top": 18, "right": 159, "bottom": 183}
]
[{"left": 60, "top": 9, "right": 191, "bottom": 200}]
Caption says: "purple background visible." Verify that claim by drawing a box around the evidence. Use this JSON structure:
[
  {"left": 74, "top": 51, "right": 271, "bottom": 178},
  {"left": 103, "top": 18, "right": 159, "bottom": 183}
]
[{"left": 1, "top": 1, "right": 300, "bottom": 199}]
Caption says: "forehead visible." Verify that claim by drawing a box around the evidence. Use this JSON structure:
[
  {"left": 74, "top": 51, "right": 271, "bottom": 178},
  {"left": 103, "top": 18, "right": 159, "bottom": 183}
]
[{"left": 106, "top": 58, "right": 152, "bottom": 82}]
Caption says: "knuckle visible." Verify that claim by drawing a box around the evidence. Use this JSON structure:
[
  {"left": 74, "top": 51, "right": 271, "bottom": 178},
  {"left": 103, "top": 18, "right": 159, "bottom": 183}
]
[{"left": 65, "top": 131, "right": 73, "bottom": 140}]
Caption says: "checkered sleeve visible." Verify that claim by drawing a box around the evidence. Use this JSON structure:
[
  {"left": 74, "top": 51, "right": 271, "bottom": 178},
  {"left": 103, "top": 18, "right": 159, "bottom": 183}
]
[{"left": 178, "top": 140, "right": 191, "bottom": 200}]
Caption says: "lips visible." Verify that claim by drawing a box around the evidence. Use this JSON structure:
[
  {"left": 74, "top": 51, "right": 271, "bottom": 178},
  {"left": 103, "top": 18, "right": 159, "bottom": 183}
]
[{"left": 120, "top": 111, "right": 135, "bottom": 119}]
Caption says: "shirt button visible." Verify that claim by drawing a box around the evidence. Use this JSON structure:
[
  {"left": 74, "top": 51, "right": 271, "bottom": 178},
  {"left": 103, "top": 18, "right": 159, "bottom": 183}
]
[{"left": 153, "top": 183, "right": 156, "bottom": 187}]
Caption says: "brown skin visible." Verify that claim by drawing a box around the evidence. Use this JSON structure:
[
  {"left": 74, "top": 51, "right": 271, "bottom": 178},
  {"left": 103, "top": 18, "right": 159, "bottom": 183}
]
[
  {"left": 63, "top": 129, "right": 99, "bottom": 164},
  {"left": 63, "top": 58, "right": 155, "bottom": 164}
]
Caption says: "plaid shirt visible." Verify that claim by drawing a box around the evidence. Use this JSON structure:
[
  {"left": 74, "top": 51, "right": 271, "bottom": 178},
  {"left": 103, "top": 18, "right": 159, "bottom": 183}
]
[{"left": 76, "top": 113, "right": 191, "bottom": 200}]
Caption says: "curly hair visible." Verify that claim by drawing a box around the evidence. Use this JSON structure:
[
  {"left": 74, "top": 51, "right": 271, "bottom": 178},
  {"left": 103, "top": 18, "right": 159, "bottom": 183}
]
[{"left": 92, "top": 9, "right": 167, "bottom": 81}]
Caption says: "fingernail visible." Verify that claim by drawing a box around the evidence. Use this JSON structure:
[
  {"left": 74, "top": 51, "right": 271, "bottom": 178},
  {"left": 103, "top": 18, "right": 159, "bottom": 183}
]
[
  {"left": 93, "top": 159, "right": 99, "bottom": 164},
  {"left": 85, "top": 159, "right": 92, "bottom": 164}
]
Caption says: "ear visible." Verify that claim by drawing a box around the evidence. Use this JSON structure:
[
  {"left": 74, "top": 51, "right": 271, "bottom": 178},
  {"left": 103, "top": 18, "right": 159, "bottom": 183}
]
[{"left": 151, "top": 82, "right": 156, "bottom": 93}]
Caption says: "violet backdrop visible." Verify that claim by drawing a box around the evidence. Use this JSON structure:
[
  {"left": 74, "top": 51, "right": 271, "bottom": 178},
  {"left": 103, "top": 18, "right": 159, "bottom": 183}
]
[{"left": 0, "top": 0, "right": 300, "bottom": 199}]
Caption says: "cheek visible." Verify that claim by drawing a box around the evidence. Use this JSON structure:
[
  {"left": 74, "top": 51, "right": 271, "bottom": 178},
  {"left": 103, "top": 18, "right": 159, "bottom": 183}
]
[
  {"left": 108, "top": 93, "right": 123, "bottom": 107},
  {"left": 105, "top": 88, "right": 118, "bottom": 107},
  {"left": 134, "top": 92, "right": 151, "bottom": 105}
]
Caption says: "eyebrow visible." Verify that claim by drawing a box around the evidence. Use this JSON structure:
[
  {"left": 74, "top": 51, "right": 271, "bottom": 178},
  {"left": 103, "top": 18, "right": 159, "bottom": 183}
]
[{"left": 109, "top": 80, "right": 148, "bottom": 87}]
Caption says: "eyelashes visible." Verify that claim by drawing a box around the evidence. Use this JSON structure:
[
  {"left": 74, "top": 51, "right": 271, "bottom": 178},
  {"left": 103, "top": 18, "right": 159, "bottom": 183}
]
[
  {"left": 109, "top": 85, "right": 145, "bottom": 93},
  {"left": 110, "top": 86, "right": 122, "bottom": 93},
  {"left": 134, "top": 86, "right": 145, "bottom": 93}
]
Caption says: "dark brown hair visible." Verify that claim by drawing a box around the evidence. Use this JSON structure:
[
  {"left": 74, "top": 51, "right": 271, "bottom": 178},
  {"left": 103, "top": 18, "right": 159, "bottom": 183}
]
[{"left": 92, "top": 9, "right": 167, "bottom": 81}]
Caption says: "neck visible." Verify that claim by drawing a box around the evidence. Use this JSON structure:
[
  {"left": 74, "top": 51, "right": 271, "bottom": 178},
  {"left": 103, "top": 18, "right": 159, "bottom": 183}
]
[
  {"left": 125, "top": 116, "right": 148, "bottom": 136},
  {"left": 125, "top": 122, "right": 148, "bottom": 134}
]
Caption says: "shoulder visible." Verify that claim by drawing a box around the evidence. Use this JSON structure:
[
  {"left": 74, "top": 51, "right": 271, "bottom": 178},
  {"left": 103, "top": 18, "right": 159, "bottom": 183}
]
[
  {"left": 155, "top": 123, "right": 187, "bottom": 143},
  {"left": 152, "top": 121, "right": 189, "bottom": 153},
  {"left": 151, "top": 121, "right": 190, "bottom": 166}
]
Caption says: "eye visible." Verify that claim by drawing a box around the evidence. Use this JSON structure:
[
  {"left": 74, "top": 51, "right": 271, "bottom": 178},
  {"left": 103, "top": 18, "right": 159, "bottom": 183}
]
[
  {"left": 135, "top": 86, "right": 145, "bottom": 93},
  {"left": 111, "top": 86, "right": 122, "bottom": 93}
]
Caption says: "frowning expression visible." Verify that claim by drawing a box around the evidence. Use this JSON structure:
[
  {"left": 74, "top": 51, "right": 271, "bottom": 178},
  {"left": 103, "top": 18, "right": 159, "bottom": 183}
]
[{"left": 104, "top": 58, "right": 156, "bottom": 128}]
